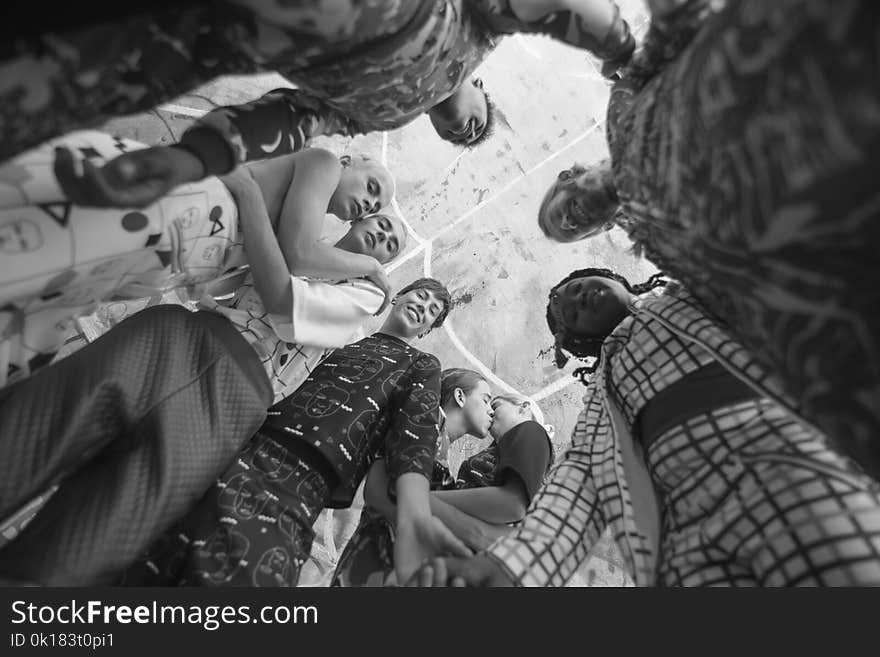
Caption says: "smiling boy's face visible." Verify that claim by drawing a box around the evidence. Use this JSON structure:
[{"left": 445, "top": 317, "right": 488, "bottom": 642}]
[{"left": 387, "top": 286, "right": 446, "bottom": 338}]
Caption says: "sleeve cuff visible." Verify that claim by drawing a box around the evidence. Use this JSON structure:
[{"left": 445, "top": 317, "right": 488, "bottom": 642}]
[{"left": 175, "top": 126, "right": 236, "bottom": 176}]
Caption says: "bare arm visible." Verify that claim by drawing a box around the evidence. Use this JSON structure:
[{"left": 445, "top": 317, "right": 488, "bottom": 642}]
[
  {"left": 431, "top": 477, "right": 530, "bottom": 525},
  {"left": 364, "top": 461, "right": 509, "bottom": 551},
  {"left": 430, "top": 498, "right": 511, "bottom": 551},
  {"left": 275, "top": 148, "right": 385, "bottom": 284},
  {"left": 509, "top": 0, "right": 616, "bottom": 34},
  {"left": 220, "top": 167, "right": 292, "bottom": 316}
]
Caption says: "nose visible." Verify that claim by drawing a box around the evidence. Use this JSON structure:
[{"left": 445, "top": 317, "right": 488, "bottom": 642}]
[
  {"left": 364, "top": 198, "right": 378, "bottom": 214},
  {"left": 374, "top": 229, "right": 386, "bottom": 243}
]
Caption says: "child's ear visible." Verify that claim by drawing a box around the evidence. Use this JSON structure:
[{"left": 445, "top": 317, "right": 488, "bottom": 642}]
[
  {"left": 340, "top": 155, "right": 352, "bottom": 167},
  {"left": 455, "top": 388, "right": 466, "bottom": 408}
]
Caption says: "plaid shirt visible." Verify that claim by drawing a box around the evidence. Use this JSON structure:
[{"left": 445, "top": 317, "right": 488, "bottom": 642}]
[{"left": 486, "top": 285, "right": 815, "bottom": 586}]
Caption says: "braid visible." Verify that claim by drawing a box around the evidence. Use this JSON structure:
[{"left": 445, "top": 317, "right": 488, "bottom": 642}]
[{"left": 546, "top": 268, "right": 670, "bottom": 385}]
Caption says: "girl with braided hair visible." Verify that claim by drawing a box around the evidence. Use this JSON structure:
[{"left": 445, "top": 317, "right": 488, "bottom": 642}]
[
  {"left": 534, "top": 0, "right": 880, "bottom": 480},
  {"left": 411, "top": 267, "right": 880, "bottom": 587},
  {"left": 546, "top": 267, "right": 668, "bottom": 377}
]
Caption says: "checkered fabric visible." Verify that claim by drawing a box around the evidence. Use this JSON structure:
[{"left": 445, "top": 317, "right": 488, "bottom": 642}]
[{"left": 487, "top": 287, "right": 880, "bottom": 586}]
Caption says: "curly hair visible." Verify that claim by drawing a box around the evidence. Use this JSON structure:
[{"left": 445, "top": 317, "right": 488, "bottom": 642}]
[
  {"left": 546, "top": 268, "right": 668, "bottom": 383},
  {"left": 396, "top": 278, "right": 452, "bottom": 330}
]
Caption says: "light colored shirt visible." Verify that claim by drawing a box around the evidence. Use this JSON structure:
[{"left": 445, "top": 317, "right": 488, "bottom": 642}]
[{"left": 201, "top": 272, "right": 383, "bottom": 403}]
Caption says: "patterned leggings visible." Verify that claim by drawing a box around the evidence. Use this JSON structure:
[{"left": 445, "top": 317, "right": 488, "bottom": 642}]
[{"left": 121, "top": 431, "right": 332, "bottom": 587}]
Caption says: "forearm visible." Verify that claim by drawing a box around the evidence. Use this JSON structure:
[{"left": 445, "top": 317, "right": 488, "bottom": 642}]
[
  {"left": 430, "top": 498, "right": 510, "bottom": 551},
  {"left": 394, "top": 473, "right": 432, "bottom": 527},
  {"left": 509, "top": 0, "right": 616, "bottom": 34},
  {"left": 486, "top": 456, "right": 606, "bottom": 587},
  {"left": 179, "top": 89, "right": 343, "bottom": 175},
  {"left": 232, "top": 181, "right": 293, "bottom": 315},
  {"left": 364, "top": 461, "right": 397, "bottom": 521},
  {"left": 431, "top": 485, "right": 526, "bottom": 524},
  {"left": 284, "top": 240, "right": 381, "bottom": 282}
]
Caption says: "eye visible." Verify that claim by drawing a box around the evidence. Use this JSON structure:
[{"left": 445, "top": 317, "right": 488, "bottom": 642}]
[
  {"left": 387, "top": 238, "right": 398, "bottom": 254},
  {"left": 368, "top": 179, "right": 379, "bottom": 196}
]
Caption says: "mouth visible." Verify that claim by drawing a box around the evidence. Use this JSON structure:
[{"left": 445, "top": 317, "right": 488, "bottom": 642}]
[
  {"left": 351, "top": 199, "right": 363, "bottom": 218},
  {"left": 448, "top": 119, "right": 475, "bottom": 142},
  {"left": 405, "top": 305, "right": 421, "bottom": 323},
  {"left": 364, "top": 231, "right": 375, "bottom": 249}
]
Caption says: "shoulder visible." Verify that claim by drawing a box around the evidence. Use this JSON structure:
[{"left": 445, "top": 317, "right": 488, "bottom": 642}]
[
  {"left": 294, "top": 148, "right": 342, "bottom": 176},
  {"left": 411, "top": 350, "right": 440, "bottom": 370},
  {"left": 503, "top": 421, "right": 551, "bottom": 449}
]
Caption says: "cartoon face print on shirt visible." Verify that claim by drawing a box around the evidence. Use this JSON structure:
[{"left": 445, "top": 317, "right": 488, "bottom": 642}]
[
  {"left": 252, "top": 547, "right": 298, "bottom": 587},
  {"left": 401, "top": 387, "right": 441, "bottom": 428},
  {"left": 290, "top": 380, "right": 351, "bottom": 418},
  {"left": 0, "top": 218, "right": 43, "bottom": 253},
  {"left": 333, "top": 353, "right": 384, "bottom": 384},
  {"left": 372, "top": 339, "right": 406, "bottom": 358},
  {"left": 381, "top": 369, "right": 406, "bottom": 396},
  {"left": 174, "top": 206, "right": 201, "bottom": 230},
  {"left": 347, "top": 409, "right": 379, "bottom": 441},
  {"left": 249, "top": 435, "right": 295, "bottom": 481},
  {"left": 194, "top": 527, "right": 250, "bottom": 585},
  {"left": 218, "top": 472, "right": 271, "bottom": 520}
]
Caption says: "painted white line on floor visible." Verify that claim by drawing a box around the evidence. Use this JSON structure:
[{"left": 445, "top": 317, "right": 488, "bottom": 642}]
[
  {"left": 531, "top": 373, "right": 579, "bottom": 402},
  {"left": 442, "top": 319, "right": 519, "bottom": 396},
  {"left": 379, "top": 126, "right": 601, "bottom": 423},
  {"left": 436, "top": 120, "right": 604, "bottom": 239}
]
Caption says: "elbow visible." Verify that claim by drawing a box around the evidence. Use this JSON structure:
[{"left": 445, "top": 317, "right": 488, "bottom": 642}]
[
  {"left": 501, "top": 484, "right": 529, "bottom": 523},
  {"left": 284, "top": 245, "right": 309, "bottom": 275},
  {"left": 507, "top": 500, "right": 528, "bottom": 524},
  {"left": 364, "top": 483, "right": 382, "bottom": 509}
]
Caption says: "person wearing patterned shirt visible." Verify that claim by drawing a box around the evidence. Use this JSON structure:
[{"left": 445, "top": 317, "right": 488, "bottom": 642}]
[
  {"left": 120, "top": 277, "right": 471, "bottom": 587},
  {"left": 537, "top": 0, "right": 880, "bottom": 479},
  {"left": 332, "top": 376, "right": 552, "bottom": 586},
  {"left": 410, "top": 268, "right": 880, "bottom": 587},
  {"left": 12, "top": 1, "right": 637, "bottom": 208}
]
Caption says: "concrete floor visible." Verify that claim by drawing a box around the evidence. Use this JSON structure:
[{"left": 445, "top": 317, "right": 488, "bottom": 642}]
[{"left": 101, "top": 0, "right": 655, "bottom": 586}]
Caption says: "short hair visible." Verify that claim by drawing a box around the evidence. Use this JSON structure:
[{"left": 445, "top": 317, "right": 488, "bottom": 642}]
[
  {"left": 396, "top": 278, "right": 452, "bottom": 329},
  {"left": 355, "top": 212, "right": 408, "bottom": 260},
  {"left": 537, "top": 160, "right": 619, "bottom": 243},
  {"left": 446, "top": 79, "right": 495, "bottom": 148},
  {"left": 546, "top": 268, "right": 669, "bottom": 382},
  {"left": 491, "top": 394, "right": 537, "bottom": 422},
  {"left": 440, "top": 368, "right": 488, "bottom": 409}
]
